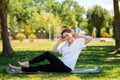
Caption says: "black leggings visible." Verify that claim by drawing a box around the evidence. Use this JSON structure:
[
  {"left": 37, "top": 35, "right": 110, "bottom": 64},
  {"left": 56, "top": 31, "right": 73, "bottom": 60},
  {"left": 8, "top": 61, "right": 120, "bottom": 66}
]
[{"left": 22, "top": 51, "right": 72, "bottom": 72}]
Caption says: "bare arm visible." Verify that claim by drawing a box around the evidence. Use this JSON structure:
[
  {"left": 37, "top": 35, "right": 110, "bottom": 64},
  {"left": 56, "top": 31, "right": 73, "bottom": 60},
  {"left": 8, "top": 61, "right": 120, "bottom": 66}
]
[
  {"left": 78, "top": 34, "right": 93, "bottom": 44},
  {"left": 52, "top": 37, "right": 62, "bottom": 52},
  {"left": 72, "top": 32, "right": 92, "bottom": 44}
]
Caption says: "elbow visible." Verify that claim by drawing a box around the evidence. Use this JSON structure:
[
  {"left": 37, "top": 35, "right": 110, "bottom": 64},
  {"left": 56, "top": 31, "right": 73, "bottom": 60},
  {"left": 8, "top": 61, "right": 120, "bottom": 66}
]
[
  {"left": 52, "top": 50, "right": 58, "bottom": 53},
  {"left": 85, "top": 36, "right": 93, "bottom": 44},
  {"left": 52, "top": 50, "right": 56, "bottom": 52},
  {"left": 88, "top": 36, "right": 93, "bottom": 42},
  {"left": 89, "top": 36, "right": 93, "bottom": 41},
  {"left": 52, "top": 49, "right": 55, "bottom": 52},
  {"left": 52, "top": 49, "right": 58, "bottom": 52}
]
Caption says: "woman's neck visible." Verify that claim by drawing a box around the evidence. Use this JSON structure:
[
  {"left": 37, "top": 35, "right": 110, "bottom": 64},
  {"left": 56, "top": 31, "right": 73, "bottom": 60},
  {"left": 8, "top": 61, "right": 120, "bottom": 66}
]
[{"left": 68, "top": 38, "right": 75, "bottom": 46}]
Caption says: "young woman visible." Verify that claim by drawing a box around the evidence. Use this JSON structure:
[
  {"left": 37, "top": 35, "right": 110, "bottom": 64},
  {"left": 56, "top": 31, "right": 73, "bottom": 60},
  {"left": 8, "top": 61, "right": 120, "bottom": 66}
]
[{"left": 9, "top": 28, "right": 92, "bottom": 73}]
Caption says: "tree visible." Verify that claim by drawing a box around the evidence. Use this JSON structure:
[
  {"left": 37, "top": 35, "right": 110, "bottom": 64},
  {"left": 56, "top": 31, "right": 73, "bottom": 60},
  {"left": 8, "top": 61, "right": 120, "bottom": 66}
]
[
  {"left": 60, "top": 6, "right": 76, "bottom": 28},
  {"left": 103, "top": 11, "right": 114, "bottom": 37},
  {"left": 72, "top": 1, "right": 85, "bottom": 24},
  {"left": 87, "top": 5, "right": 107, "bottom": 37},
  {"left": 51, "top": 2, "right": 62, "bottom": 16},
  {"left": 28, "top": 11, "right": 61, "bottom": 39},
  {"left": 60, "top": 0, "right": 79, "bottom": 28},
  {"left": 7, "top": 0, "right": 34, "bottom": 26},
  {"left": 113, "top": 0, "right": 120, "bottom": 53},
  {"left": 0, "top": 0, "right": 14, "bottom": 55}
]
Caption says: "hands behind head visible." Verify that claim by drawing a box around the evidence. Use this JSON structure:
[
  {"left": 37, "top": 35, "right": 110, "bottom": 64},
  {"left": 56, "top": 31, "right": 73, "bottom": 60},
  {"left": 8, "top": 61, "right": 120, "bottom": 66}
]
[
  {"left": 59, "top": 36, "right": 65, "bottom": 41},
  {"left": 72, "top": 32, "right": 79, "bottom": 38},
  {"left": 59, "top": 32, "right": 78, "bottom": 41}
]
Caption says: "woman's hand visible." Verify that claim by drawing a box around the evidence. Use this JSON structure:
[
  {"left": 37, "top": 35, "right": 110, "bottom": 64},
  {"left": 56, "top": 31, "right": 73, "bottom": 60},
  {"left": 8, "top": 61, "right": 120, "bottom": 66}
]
[
  {"left": 52, "top": 36, "right": 63, "bottom": 52},
  {"left": 77, "top": 34, "right": 93, "bottom": 44},
  {"left": 72, "top": 32, "right": 79, "bottom": 38},
  {"left": 59, "top": 36, "right": 65, "bottom": 41}
]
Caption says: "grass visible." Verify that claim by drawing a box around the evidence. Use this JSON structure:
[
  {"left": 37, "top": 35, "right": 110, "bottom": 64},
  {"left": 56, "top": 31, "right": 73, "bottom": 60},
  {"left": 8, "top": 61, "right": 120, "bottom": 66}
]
[{"left": 0, "top": 39, "right": 120, "bottom": 80}]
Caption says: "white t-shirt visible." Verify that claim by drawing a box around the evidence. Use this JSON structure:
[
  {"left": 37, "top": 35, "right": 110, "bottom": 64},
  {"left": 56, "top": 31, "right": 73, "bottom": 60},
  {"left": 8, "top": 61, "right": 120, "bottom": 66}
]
[{"left": 57, "top": 38, "right": 86, "bottom": 70}]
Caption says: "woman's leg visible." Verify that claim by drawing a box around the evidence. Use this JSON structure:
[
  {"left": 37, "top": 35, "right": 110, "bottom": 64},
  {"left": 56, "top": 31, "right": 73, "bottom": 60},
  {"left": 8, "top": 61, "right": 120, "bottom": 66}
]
[
  {"left": 18, "top": 51, "right": 58, "bottom": 67},
  {"left": 19, "top": 51, "right": 71, "bottom": 72},
  {"left": 21, "top": 51, "right": 72, "bottom": 72},
  {"left": 29, "top": 51, "right": 62, "bottom": 65},
  {"left": 22, "top": 63, "right": 71, "bottom": 72},
  {"left": 22, "top": 64, "right": 52, "bottom": 72}
]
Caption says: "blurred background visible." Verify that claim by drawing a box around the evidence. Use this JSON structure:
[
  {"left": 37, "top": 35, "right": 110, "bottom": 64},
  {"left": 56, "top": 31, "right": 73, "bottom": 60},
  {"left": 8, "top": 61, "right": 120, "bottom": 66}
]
[{"left": 0, "top": 0, "right": 114, "bottom": 41}]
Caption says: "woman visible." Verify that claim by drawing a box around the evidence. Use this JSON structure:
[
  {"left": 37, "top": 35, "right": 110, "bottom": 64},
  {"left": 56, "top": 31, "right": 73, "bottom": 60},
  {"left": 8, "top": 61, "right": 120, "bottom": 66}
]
[{"left": 9, "top": 28, "right": 92, "bottom": 73}]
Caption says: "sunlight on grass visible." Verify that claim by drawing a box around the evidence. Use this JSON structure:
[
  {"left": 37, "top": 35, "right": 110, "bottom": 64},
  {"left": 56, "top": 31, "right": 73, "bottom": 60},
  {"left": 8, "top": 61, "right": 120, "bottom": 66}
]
[
  {"left": 0, "top": 39, "right": 115, "bottom": 51},
  {"left": 87, "top": 40, "right": 115, "bottom": 46},
  {"left": 105, "top": 57, "right": 120, "bottom": 61}
]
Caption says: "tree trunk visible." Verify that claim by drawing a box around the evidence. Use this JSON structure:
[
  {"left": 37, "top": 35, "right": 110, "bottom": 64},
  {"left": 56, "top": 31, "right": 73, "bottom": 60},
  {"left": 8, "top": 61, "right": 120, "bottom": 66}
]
[
  {"left": 0, "top": 0, "right": 14, "bottom": 55},
  {"left": 96, "top": 27, "right": 101, "bottom": 37},
  {"left": 113, "top": 0, "right": 120, "bottom": 53}
]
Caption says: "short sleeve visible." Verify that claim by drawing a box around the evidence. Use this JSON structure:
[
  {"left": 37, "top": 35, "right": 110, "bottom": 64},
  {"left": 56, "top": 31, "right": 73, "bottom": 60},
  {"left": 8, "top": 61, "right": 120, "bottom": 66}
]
[
  {"left": 57, "top": 45, "right": 62, "bottom": 54},
  {"left": 78, "top": 38, "right": 86, "bottom": 48},
  {"left": 57, "top": 42, "right": 66, "bottom": 54}
]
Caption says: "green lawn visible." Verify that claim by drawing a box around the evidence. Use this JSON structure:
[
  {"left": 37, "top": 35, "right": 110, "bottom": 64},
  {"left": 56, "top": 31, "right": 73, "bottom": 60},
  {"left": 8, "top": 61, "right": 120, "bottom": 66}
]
[{"left": 0, "top": 40, "right": 120, "bottom": 80}]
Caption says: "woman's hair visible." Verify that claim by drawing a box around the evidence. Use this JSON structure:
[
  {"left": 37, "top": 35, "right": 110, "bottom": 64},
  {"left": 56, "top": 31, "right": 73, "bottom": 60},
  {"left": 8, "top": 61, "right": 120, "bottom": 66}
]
[
  {"left": 61, "top": 28, "right": 72, "bottom": 36},
  {"left": 61, "top": 28, "right": 78, "bottom": 39}
]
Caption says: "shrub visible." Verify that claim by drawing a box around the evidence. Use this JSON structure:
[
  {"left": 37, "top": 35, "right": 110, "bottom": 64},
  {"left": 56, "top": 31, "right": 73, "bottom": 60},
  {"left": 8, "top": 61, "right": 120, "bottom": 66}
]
[
  {"left": 101, "top": 32, "right": 110, "bottom": 38},
  {"left": 9, "top": 36, "right": 13, "bottom": 41},
  {"left": 28, "top": 34, "right": 37, "bottom": 42},
  {"left": 16, "top": 33, "right": 26, "bottom": 42}
]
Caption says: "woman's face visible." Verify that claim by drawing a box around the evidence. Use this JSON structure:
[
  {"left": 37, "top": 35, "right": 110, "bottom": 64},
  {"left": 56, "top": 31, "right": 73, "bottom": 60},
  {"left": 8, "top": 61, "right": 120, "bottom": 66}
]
[{"left": 62, "top": 32, "right": 73, "bottom": 42}]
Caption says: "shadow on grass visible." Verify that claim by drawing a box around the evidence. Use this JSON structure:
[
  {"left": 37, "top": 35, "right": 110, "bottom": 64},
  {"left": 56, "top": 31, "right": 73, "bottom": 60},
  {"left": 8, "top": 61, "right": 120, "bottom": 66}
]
[{"left": 0, "top": 46, "right": 120, "bottom": 79}]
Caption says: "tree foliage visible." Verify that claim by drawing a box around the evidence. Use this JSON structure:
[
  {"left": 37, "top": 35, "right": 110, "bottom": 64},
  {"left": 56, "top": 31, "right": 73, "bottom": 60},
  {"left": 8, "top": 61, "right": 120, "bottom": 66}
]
[
  {"left": 5, "top": 0, "right": 113, "bottom": 39},
  {"left": 87, "top": 5, "right": 112, "bottom": 37}
]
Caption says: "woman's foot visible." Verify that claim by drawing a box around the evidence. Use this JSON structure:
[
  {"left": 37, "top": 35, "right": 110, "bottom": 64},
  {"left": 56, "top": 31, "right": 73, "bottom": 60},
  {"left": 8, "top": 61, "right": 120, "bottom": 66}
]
[
  {"left": 18, "top": 61, "right": 29, "bottom": 68},
  {"left": 9, "top": 64, "right": 21, "bottom": 73}
]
